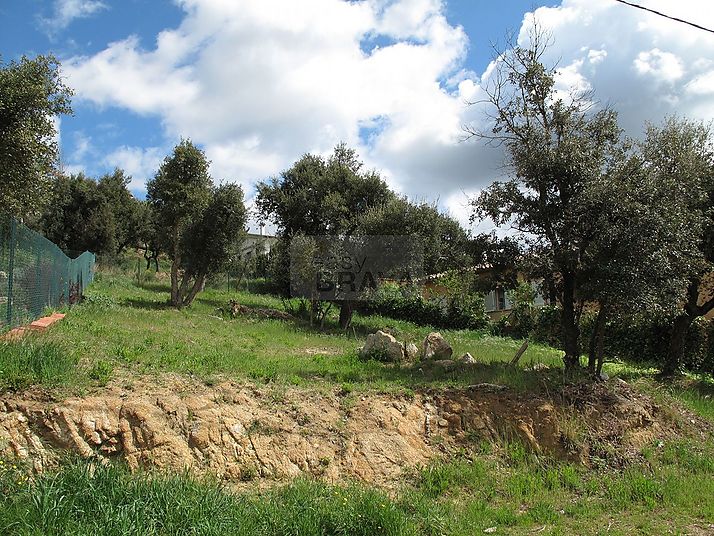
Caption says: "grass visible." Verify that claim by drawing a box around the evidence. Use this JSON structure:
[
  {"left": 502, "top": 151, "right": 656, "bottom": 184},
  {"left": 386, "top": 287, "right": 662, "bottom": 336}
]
[
  {"left": 0, "top": 339, "right": 77, "bottom": 391},
  {"left": 1, "top": 436, "right": 713, "bottom": 535},
  {"left": 26, "top": 270, "right": 566, "bottom": 394},
  {"left": 1, "top": 267, "right": 714, "bottom": 534}
]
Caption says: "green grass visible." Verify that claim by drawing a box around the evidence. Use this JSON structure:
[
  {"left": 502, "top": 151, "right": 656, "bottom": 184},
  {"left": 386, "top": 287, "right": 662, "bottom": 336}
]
[
  {"left": 0, "top": 339, "right": 77, "bottom": 391},
  {"left": 30, "top": 270, "right": 565, "bottom": 393},
  {"left": 2, "top": 437, "right": 713, "bottom": 535}
]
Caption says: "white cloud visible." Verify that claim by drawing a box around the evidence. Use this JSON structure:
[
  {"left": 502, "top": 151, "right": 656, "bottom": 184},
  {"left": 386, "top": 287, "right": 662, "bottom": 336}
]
[
  {"left": 102, "top": 146, "right": 165, "bottom": 191},
  {"left": 634, "top": 48, "right": 685, "bottom": 82},
  {"left": 63, "top": 0, "right": 714, "bottom": 229},
  {"left": 42, "top": 0, "right": 107, "bottom": 33}
]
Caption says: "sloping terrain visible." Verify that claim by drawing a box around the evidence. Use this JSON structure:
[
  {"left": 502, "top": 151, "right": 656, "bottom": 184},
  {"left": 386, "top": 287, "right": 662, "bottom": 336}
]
[{"left": 1, "top": 373, "right": 704, "bottom": 487}]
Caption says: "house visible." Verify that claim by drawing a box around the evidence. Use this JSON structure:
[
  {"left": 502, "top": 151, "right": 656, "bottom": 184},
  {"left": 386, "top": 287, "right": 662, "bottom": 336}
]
[{"left": 240, "top": 231, "right": 277, "bottom": 258}]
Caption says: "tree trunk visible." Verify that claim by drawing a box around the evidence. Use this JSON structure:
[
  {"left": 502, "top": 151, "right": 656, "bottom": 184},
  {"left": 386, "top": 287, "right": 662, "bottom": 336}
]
[
  {"left": 170, "top": 257, "right": 181, "bottom": 306},
  {"left": 183, "top": 273, "right": 206, "bottom": 307},
  {"left": 176, "top": 270, "right": 192, "bottom": 308},
  {"left": 339, "top": 300, "right": 354, "bottom": 330},
  {"left": 662, "top": 312, "right": 692, "bottom": 377},
  {"left": 561, "top": 272, "right": 580, "bottom": 373},
  {"left": 170, "top": 226, "right": 181, "bottom": 306},
  {"left": 663, "top": 279, "right": 702, "bottom": 377},
  {"left": 588, "top": 300, "right": 608, "bottom": 375}
]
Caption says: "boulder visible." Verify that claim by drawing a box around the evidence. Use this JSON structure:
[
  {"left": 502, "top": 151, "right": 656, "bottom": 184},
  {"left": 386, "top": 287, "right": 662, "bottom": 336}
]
[
  {"left": 421, "top": 332, "right": 452, "bottom": 361},
  {"left": 404, "top": 343, "right": 419, "bottom": 361},
  {"left": 460, "top": 352, "right": 476, "bottom": 364},
  {"left": 358, "top": 330, "right": 405, "bottom": 362}
]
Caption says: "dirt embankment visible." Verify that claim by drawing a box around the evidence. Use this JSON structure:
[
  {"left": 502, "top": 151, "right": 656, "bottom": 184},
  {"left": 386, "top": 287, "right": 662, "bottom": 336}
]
[{"left": 0, "top": 375, "right": 705, "bottom": 486}]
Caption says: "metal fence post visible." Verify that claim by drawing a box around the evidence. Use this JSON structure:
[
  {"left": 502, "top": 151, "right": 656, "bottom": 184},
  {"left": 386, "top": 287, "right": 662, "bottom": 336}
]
[{"left": 6, "top": 217, "right": 17, "bottom": 327}]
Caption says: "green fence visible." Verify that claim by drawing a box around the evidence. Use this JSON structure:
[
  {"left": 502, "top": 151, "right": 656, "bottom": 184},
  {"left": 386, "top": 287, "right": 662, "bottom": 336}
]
[{"left": 0, "top": 215, "right": 95, "bottom": 332}]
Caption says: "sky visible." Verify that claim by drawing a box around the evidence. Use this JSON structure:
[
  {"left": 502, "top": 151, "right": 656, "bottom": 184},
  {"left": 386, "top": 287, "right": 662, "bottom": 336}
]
[{"left": 2, "top": 0, "right": 714, "bottom": 233}]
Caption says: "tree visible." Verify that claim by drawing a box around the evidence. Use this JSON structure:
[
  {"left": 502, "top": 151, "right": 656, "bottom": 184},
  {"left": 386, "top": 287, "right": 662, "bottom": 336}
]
[
  {"left": 134, "top": 200, "right": 161, "bottom": 272},
  {"left": 356, "top": 196, "right": 470, "bottom": 275},
  {"left": 147, "top": 140, "right": 247, "bottom": 307},
  {"left": 642, "top": 118, "right": 714, "bottom": 376},
  {"left": 256, "top": 143, "right": 394, "bottom": 328},
  {"left": 147, "top": 140, "right": 212, "bottom": 307},
  {"left": 0, "top": 55, "right": 73, "bottom": 219},
  {"left": 97, "top": 169, "right": 143, "bottom": 253},
  {"left": 38, "top": 169, "right": 144, "bottom": 259},
  {"left": 39, "top": 173, "right": 117, "bottom": 256},
  {"left": 577, "top": 143, "right": 697, "bottom": 376},
  {"left": 178, "top": 184, "right": 247, "bottom": 306},
  {"left": 468, "top": 27, "right": 624, "bottom": 373}
]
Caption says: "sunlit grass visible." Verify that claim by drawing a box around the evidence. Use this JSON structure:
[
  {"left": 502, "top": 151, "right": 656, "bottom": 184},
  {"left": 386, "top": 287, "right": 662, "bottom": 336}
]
[
  {"left": 2, "top": 436, "right": 712, "bottom": 536},
  {"left": 38, "top": 271, "right": 565, "bottom": 393}
]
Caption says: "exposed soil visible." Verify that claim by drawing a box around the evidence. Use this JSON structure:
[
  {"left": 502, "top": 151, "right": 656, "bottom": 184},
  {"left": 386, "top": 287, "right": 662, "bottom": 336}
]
[{"left": 0, "top": 375, "right": 709, "bottom": 487}]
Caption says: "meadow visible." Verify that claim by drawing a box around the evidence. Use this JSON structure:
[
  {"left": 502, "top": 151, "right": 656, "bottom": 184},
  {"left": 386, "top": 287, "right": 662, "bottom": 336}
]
[{"left": 1, "top": 268, "right": 713, "bottom": 535}]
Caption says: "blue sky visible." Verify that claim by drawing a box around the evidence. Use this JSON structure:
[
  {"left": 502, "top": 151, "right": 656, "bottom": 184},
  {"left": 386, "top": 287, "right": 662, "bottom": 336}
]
[
  {"left": 2, "top": 1, "right": 714, "bottom": 231},
  {"left": 1, "top": 1, "right": 549, "bottom": 194}
]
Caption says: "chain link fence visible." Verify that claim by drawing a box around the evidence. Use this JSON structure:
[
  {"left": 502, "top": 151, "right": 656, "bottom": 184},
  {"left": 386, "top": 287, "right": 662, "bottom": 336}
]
[{"left": 0, "top": 215, "right": 95, "bottom": 332}]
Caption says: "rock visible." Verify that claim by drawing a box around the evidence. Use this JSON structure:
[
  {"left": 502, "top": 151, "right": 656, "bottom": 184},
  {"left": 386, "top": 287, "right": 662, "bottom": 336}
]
[
  {"left": 404, "top": 343, "right": 419, "bottom": 361},
  {"left": 460, "top": 352, "right": 476, "bottom": 364},
  {"left": 598, "top": 372, "right": 609, "bottom": 381},
  {"left": 421, "top": 332, "right": 452, "bottom": 361},
  {"left": 530, "top": 362, "right": 550, "bottom": 371},
  {"left": 358, "top": 330, "right": 405, "bottom": 362}
]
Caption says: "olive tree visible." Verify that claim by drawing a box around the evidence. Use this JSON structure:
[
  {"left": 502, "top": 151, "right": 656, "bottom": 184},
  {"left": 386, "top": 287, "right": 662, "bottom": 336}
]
[
  {"left": 468, "top": 28, "right": 623, "bottom": 373},
  {"left": 256, "top": 143, "right": 393, "bottom": 328},
  {"left": 641, "top": 118, "right": 714, "bottom": 376},
  {"left": 147, "top": 140, "right": 247, "bottom": 307},
  {"left": 0, "top": 55, "right": 72, "bottom": 219}
]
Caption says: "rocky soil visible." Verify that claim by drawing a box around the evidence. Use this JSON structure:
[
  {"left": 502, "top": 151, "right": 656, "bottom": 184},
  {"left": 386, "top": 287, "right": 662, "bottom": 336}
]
[{"left": 0, "top": 374, "right": 707, "bottom": 486}]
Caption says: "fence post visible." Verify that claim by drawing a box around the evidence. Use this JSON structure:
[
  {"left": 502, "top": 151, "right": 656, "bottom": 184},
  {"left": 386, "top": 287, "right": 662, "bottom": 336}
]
[{"left": 6, "top": 217, "right": 17, "bottom": 327}]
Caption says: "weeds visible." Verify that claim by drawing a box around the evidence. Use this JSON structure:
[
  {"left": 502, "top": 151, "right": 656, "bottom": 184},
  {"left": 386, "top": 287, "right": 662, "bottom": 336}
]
[{"left": 0, "top": 340, "right": 77, "bottom": 391}]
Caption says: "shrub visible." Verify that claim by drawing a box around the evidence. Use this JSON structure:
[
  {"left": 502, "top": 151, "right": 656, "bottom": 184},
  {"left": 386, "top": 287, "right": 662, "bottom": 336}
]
[{"left": 361, "top": 283, "right": 488, "bottom": 330}]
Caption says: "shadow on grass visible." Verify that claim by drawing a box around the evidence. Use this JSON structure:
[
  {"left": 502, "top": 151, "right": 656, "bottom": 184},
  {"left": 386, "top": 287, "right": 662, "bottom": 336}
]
[
  {"left": 122, "top": 298, "right": 173, "bottom": 311},
  {"left": 280, "top": 359, "right": 561, "bottom": 393},
  {"left": 136, "top": 282, "right": 171, "bottom": 293}
]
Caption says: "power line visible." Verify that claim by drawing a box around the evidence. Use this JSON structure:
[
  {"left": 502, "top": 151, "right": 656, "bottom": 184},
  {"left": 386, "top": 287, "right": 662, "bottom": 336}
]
[{"left": 613, "top": 0, "right": 714, "bottom": 35}]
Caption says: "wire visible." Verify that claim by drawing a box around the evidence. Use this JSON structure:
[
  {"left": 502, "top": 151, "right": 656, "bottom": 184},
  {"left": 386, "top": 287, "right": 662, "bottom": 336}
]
[{"left": 613, "top": 0, "right": 714, "bottom": 35}]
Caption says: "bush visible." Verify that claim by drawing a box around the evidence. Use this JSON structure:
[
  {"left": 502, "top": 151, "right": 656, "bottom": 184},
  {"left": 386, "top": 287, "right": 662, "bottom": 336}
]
[
  {"left": 361, "top": 283, "right": 488, "bottom": 330},
  {"left": 506, "top": 303, "right": 714, "bottom": 375}
]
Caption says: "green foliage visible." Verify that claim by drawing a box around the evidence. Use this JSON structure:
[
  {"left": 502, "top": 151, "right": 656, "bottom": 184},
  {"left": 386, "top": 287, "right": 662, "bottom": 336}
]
[
  {"left": 39, "top": 172, "right": 125, "bottom": 257},
  {"left": 257, "top": 143, "right": 393, "bottom": 238},
  {"left": 0, "top": 340, "right": 77, "bottom": 391},
  {"left": 0, "top": 55, "right": 73, "bottom": 219},
  {"left": 361, "top": 282, "right": 488, "bottom": 331},
  {"left": 97, "top": 169, "right": 145, "bottom": 253},
  {"left": 183, "top": 183, "right": 247, "bottom": 278},
  {"left": 147, "top": 140, "right": 247, "bottom": 307},
  {"left": 257, "top": 144, "right": 394, "bottom": 297},
  {"left": 357, "top": 197, "right": 470, "bottom": 275}
]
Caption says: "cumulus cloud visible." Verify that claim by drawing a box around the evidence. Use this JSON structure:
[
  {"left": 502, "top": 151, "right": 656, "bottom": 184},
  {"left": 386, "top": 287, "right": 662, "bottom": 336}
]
[
  {"left": 42, "top": 0, "right": 107, "bottom": 34},
  {"left": 62, "top": 0, "right": 714, "bottom": 229},
  {"left": 103, "top": 146, "right": 165, "bottom": 191}
]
